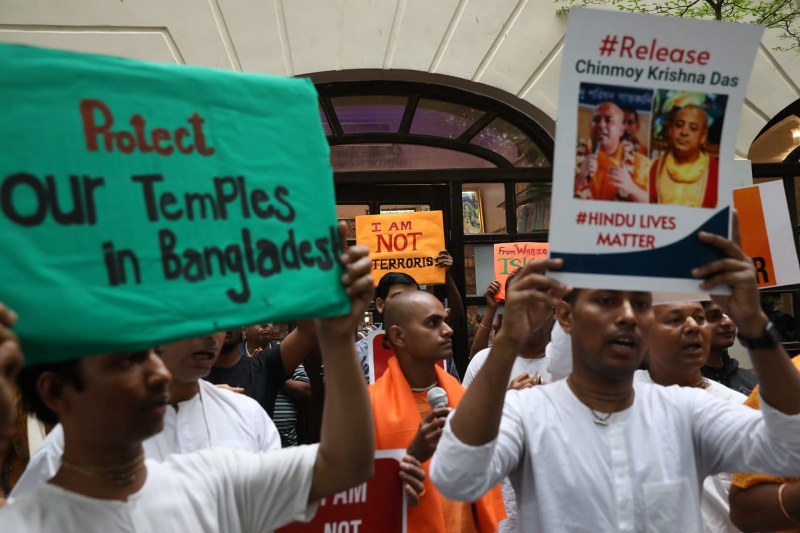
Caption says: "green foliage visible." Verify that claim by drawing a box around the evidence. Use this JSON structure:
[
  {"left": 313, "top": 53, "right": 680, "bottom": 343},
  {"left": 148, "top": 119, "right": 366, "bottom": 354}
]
[{"left": 554, "top": 0, "right": 800, "bottom": 52}]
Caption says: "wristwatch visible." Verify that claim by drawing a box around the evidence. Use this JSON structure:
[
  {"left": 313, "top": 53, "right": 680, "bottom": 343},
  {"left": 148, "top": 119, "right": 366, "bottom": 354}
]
[{"left": 737, "top": 321, "right": 781, "bottom": 349}]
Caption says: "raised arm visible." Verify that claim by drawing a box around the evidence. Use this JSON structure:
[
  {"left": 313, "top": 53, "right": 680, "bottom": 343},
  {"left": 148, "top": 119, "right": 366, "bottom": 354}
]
[
  {"left": 307, "top": 227, "right": 375, "bottom": 502},
  {"left": 436, "top": 250, "right": 464, "bottom": 325},
  {"left": 469, "top": 280, "right": 500, "bottom": 358},
  {"left": 0, "top": 303, "right": 23, "bottom": 460},
  {"left": 0, "top": 303, "right": 23, "bottom": 382},
  {"left": 693, "top": 231, "right": 800, "bottom": 415},
  {"left": 448, "top": 258, "right": 567, "bottom": 446},
  {"left": 278, "top": 320, "right": 318, "bottom": 377}
]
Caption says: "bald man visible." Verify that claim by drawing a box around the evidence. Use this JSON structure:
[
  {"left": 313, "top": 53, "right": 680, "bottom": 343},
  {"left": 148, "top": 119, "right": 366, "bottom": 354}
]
[
  {"left": 633, "top": 300, "right": 746, "bottom": 532},
  {"left": 369, "top": 291, "right": 504, "bottom": 533},
  {"left": 575, "top": 101, "right": 650, "bottom": 202},
  {"left": 649, "top": 104, "right": 718, "bottom": 207}
]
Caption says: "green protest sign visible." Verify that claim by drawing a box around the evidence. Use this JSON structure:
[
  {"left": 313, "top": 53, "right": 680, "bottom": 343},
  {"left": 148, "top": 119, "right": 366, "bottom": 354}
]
[{"left": 0, "top": 44, "right": 348, "bottom": 364}]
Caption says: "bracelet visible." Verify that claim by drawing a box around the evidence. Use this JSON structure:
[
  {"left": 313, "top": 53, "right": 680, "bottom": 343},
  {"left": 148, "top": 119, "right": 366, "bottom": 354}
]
[
  {"left": 477, "top": 322, "right": 490, "bottom": 330},
  {"left": 778, "top": 483, "right": 800, "bottom": 526}
]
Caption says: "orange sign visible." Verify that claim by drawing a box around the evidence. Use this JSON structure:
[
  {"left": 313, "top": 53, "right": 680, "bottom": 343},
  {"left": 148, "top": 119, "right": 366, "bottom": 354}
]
[
  {"left": 733, "top": 181, "right": 800, "bottom": 288},
  {"left": 278, "top": 450, "right": 406, "bottom": 533},
  {"left": 493, "top": 242, "right": 549, "bottom": 300},
  {"left": 356, "top": 211, "right": 445, "bottom": 285}
]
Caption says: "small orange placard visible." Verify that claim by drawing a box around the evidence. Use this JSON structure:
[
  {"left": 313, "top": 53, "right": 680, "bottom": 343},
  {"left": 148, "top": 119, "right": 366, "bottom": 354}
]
[
  {"left": 356, "top": 211, "right": 446, "bottom": 285},
  {"left": 493, "top": 242, "right": 549, "bottom": 300}
]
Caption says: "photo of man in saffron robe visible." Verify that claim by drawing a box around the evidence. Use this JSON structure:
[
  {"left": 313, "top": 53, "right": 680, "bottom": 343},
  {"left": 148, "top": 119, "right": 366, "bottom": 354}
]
[
  {"left": 648, "top": 91, "right": 727, "bottom": 208},
  {"left": 573, "top": 83, "right": 653, "bottom": 203}
]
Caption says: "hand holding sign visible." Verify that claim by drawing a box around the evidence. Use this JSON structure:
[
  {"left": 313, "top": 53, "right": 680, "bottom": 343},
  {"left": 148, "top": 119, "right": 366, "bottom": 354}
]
[
  {"left": 434, "top": 250, "right": 454, "bottom": 270},
  {"left": 399, "top": 454, "right": 426, "bottom": 506},
  {"left": 693, "top": 231, "right": 767, "bottom": 339},
  {"left": 316, "top": 222, "right": 375, "bottom": 339},
  {"left": 498, "top": 258, "right": 569, "bottom": 351}
]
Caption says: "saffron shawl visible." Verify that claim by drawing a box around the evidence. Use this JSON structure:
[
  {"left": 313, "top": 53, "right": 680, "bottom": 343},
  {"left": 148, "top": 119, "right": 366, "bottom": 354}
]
[{"left": 369, "top": 356, "right": 505, "bottom": 533}]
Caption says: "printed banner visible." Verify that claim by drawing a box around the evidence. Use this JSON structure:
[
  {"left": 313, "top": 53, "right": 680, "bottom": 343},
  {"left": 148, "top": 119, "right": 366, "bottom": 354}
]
[
  {"left": 733, "top": 181, "right": 800, "bottom": 289},
  {"left": 278, "top": 450, "right": 407, "bottom": 533},
  {"left": 366, "top": 330, "right": 443, "bottom": 384},
  {"left": 0, "top": 44, "right": 347, "bottom": 364},
  {"left": 548, "top": 9, "right": 762, "bottom": 293},
  {"left": 493, "top": 242, "right": 549, "bottom": 301},
  {"left": 356, "top": 211, "right": 445, "bottom": 285}
]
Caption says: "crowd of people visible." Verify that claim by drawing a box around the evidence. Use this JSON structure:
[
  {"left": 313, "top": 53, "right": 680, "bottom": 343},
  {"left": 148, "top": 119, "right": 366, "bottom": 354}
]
[
  {"left": 575, "top": 100, "right": 719, "bottom": 207},
  {"left": 1, "top": 220, "right": 799, "bottom": 532}
]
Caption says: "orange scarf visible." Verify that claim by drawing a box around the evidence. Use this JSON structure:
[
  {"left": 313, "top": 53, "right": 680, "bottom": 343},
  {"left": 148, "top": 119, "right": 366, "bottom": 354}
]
[
  {"left": 653, "top": 151, "right": 709, "bottom": 206},
  {"left": 586, "top": 141, "right": 637, "bottom": 201},
  {"left": 369, "top": 357, "right": 505, "bottom": 533}
]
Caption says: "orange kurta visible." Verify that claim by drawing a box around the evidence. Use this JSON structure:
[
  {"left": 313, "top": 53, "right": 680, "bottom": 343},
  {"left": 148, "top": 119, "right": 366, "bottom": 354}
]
[
  {"left": 369, "top": 357, "right": 505, "bottom": 533},
  {"left": 575, "top": 140, "right": 650, "bottom": 201}
]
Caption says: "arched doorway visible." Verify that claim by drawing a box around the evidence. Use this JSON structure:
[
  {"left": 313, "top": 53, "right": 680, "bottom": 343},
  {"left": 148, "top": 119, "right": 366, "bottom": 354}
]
[
  {"left": 749, "top": 98, "right": 800, "bottom": 353},
  {"left": 309, "top": 70, "right": 555, "bottom": 371}
]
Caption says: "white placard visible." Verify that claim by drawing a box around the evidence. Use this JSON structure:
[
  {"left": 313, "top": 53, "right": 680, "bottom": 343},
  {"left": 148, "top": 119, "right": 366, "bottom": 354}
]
[{"left": 548, "top": 9, "right": 763, "bottom": 293}]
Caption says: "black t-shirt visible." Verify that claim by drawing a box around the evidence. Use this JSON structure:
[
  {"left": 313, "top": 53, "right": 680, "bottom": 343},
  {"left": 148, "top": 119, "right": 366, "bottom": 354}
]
[
  {"left": 700, "top": 351, "right": 758, "bottom": 396},
  {"left": 204, "top": 342, "right": 288, "bottom": 417}
]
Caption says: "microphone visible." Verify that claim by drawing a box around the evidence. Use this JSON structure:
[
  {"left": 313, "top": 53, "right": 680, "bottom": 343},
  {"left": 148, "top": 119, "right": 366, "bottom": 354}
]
[{"left": 427, "top": 386, "right": 448, "bottom": 412}]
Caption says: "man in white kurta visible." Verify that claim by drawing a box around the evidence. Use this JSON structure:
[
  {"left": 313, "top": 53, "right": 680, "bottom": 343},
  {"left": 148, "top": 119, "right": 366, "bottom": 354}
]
[
  {"left": 433, "top": 380, "right": 798, "bottom": 531},
  {"left": 2, "top": 446, "right": 318, "bottom": 532},
  {"left": 10, "top": 378, "right": 280, "bottom": 498},
  {"left": 633, "top": 299, "right": 747, "bottom": 532},
  {"left": 0, "top": 241, "right": 376, "bottom": 532},
  {"left": 634, "top": 369, "right": 746, "bottom": 532},
  {"left": 430, "top": 233, "right": 800, "bottom": 533},
  {"left": 462, "top": 313, "right": 554, "bottom": 533}
]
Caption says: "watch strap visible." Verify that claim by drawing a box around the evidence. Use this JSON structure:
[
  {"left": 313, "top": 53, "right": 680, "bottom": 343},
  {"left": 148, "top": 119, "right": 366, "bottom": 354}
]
[{"left": 737, "top": 321, "right": 780, "bottom": 349}]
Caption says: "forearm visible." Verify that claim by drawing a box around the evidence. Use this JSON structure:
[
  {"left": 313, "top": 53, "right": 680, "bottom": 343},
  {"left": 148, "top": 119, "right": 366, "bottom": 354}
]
[
  {"left": 450, "top": 333, "right": 519, "bottom": 445},
  {"left": 445, "top": 273, "right": 464, "bottom": 323},
  {"left": 469, "top": 307, "right": 496, "bottom": 358},
  {"left": 281, "top": 380, "right": 311, "bottom": 399},
  {"left": 729, "top": 482, "right": 800, "bottom": 532},
  {"left": 743, "top": 315, "right": 800, "bottom": 414},
  {"left": 309, "top": 327, "right": 374, "bottom": 501},
  {"left": 279, "top": 320, "right": 318, "bottom": 376},
  {"left": 430, "top": 418, "right": 503, "bottom": 502}
]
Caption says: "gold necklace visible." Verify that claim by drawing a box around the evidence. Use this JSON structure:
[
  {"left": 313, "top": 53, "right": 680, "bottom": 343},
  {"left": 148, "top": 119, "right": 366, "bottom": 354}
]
[
  {"left": 60, "top": 453, "right": 146, "bottom": 487},
  {"left": 245, "top": 340, "right": 258, "bottom": 357},
  {"left": 410, "top": 382, "right": 437, "bottom": 392}
]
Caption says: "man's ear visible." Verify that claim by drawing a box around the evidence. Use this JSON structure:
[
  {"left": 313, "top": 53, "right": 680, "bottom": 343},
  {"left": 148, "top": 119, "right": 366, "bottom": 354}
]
[
  {"left": 37, "top": 372, "right": 73, "bottom": 420},
  {"left": 556, "top": 300, "right": 574, "bottom": 335},
  {"left": 375, "top": 297, "right": 386, "bottom": 314},
  {"left": 387, "top": 324, "right": 406, "bottom": 349}
]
